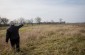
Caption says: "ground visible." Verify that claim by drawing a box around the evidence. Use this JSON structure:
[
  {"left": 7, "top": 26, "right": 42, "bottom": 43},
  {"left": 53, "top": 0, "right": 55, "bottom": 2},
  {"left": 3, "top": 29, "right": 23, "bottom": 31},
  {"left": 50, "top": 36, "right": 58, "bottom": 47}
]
[{"left": 0, "top": 24, "right": 85, "bottom": 55}]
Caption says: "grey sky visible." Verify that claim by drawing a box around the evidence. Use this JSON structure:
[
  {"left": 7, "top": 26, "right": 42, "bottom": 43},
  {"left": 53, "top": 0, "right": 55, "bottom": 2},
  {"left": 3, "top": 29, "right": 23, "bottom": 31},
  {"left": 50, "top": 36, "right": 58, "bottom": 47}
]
[{"left": 0, "top": 0, "right": 85, "bottom": 23}]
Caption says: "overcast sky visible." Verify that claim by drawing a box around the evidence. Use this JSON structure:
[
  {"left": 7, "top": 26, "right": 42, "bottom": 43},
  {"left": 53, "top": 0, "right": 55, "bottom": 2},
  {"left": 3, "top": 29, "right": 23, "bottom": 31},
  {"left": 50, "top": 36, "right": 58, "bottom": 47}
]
[{"left": 0, "top": 0, "right": 85, "bottom": 23}]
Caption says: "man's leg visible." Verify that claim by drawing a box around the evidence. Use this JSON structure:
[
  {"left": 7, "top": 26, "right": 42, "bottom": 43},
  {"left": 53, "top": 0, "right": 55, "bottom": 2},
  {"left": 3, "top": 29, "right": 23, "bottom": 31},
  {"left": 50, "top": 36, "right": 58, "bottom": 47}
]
[
  {"left": 15, "top": 39, "right": 20, "bottom": 52},
  {"left": 10, "top": 40, "right": 15, "bottom": 51}
]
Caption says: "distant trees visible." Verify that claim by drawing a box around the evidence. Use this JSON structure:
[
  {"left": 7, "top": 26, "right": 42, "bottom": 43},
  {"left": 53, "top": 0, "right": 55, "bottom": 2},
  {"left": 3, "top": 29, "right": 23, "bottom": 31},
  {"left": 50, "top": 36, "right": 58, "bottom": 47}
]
[
  {"left": 35, "top": 17, "right": 41, "bottom": 24},
  {"left": 0, "top": 17, "right": 9, "bottom": 26},
  {"left": 51, "top": 20, "right": 54, "bottom": 23},
  {"left": 12, "top": 19, "right": 19, "bottom": 25},
  {"left": 59, "top": 18, "right": 65, "bottom": 24},
  {"left": 9, "top": 18, "right": 26, "bottom": 26},
  {"left": 1, "top": 18, "right": 9, "bottom": 25},
  {"left": 0, "top": 16, "right": 66, "bottom": 27},
  {"left": 59, "top": 18, "right": 62, "bottom": 23},
  {"left": 27, "top": 19, "right": 33, "bottom": 25},
  {"left": 19, "top": 18, "right": 25, "bottom": 24},
  {"left": 8, "top": 17, "right": 34, "bottom": 26}
]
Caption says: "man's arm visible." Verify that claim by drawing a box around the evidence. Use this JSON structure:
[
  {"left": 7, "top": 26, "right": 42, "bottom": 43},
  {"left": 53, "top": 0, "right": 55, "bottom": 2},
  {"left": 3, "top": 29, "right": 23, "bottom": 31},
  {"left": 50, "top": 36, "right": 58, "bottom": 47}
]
[
  {"left": 6, "top": 30, "right": 10, "bottom": 43},
  {"left": 17, "top": 24, "right": 23, "bottom": 28}
]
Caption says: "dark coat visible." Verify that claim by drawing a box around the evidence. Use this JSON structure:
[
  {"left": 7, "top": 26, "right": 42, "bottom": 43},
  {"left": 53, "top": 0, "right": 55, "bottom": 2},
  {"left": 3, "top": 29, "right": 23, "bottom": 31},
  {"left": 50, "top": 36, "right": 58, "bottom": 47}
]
[{"left": 6, "top": 24, "right": 23, "bottom": 42}]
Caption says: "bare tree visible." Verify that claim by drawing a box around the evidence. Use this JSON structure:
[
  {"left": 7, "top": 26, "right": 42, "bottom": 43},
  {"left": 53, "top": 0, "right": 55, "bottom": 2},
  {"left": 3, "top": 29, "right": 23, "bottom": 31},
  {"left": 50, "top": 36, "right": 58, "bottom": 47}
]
[
  {"left": 59, "top": 18, "right": 63, "bottom": 23},
  {"left": 27, "top": 19, "right": 33, "bottom": 25},
  {"left": 1, "top": 18, "right": 9, "bottom": 25},
  {"left": 27, "top": 19, "right": 30, "bottom": 24},
  {"left": 13, "top": 19, "right": 19, "bottom": 25},
  {"left": 51, "top": 20, "right": 54, "bottom": 23},
  {"left": 35, "top": 17, "right": 41, "bottom": 24},
  {"left": 30, "top": 19, "right": 33, "bottom": 25},
  {"left": 18, "top": 18, "right": 25, "bottom": 24}
]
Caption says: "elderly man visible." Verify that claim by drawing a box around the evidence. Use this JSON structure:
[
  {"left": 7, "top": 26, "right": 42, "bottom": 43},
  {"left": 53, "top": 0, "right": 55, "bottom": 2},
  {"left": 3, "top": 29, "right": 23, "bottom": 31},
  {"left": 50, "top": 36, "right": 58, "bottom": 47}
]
[{"left": 6, "top": 21, "right": 23, "bottom": 52}]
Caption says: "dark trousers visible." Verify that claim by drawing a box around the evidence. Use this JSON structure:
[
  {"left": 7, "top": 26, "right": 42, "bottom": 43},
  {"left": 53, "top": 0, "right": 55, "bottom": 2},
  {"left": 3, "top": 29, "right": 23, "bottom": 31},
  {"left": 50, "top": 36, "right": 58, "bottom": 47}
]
[{"left": 10, "top": 39, "right": 20, "bottom": 52}]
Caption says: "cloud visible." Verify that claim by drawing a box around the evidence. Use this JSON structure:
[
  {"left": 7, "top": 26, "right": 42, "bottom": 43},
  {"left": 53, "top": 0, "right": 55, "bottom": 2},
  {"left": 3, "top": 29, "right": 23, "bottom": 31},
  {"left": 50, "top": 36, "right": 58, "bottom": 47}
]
[{"left": 0, "top": 0, "right": 85, "bottom": 22}]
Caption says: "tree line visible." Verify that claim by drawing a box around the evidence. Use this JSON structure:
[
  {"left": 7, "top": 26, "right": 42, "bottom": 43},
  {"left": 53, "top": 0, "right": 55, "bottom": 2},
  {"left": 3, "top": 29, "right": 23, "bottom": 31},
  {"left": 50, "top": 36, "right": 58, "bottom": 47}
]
[
  {"left": 0, "top": 17, "right": 65, "bottom": 27},
  {"left": 0, "top": 17, "right": 42, "bottom": 27}
]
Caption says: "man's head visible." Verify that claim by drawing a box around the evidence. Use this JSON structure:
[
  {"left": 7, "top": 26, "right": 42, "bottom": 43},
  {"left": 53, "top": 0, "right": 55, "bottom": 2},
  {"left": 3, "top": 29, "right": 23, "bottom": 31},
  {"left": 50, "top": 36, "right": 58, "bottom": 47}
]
[
  {"left": 9, "top": 21, "right": 22, "bottom": 26},
  {"left": 10, "top": 21, "right": 15, "bottom": 26}
]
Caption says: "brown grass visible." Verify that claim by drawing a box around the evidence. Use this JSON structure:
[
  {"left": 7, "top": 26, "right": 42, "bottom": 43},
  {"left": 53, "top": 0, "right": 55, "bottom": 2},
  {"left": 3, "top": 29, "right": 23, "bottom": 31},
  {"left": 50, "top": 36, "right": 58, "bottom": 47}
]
[{"left": 0, "top": 24, "right": 85, "bottom": 55}]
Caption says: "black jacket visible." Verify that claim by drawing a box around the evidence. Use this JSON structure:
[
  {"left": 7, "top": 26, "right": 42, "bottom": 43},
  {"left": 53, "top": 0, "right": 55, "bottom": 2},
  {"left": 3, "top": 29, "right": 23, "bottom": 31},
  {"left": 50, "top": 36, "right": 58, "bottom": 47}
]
[{"left": 6, "top": 24, "right": 23, "bottom": 42}]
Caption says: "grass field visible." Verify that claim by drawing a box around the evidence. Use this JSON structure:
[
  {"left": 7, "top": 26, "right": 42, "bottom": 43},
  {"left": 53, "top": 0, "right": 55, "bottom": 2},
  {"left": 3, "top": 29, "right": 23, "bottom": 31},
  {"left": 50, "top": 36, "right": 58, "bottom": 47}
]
[{"left": 0, "top": 24, "right": 85, "bottom": 55}]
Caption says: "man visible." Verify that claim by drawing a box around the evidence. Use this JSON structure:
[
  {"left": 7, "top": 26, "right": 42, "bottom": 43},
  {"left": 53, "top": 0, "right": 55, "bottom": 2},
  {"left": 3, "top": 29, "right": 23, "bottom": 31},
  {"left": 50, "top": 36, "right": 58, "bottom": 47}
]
[{"left": 6, "top": 21, "right": 23, "bottom": 52}]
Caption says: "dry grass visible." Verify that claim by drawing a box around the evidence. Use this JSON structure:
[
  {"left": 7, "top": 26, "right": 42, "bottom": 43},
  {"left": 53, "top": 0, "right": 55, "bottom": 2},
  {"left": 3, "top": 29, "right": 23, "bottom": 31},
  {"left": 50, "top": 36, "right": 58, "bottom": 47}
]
[{"left": 0, "top": 24, "right": 85, "bottom": 55}]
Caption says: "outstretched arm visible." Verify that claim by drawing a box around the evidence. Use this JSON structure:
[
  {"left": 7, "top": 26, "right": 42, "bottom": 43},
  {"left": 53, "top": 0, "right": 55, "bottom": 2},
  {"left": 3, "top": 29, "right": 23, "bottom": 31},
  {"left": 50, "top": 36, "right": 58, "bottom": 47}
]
[{"left": 17, "top": 24, "right": 24, "bottom": 28}]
